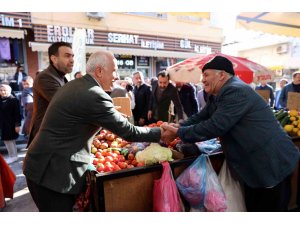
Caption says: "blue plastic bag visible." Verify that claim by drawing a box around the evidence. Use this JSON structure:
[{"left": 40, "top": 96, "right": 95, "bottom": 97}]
[{"left": 176, "top": 155, "right": 207, "bottom": 209}]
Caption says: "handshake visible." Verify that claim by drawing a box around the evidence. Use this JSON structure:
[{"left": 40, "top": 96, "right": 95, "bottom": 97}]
[{"left": 160, "top": 122, "right": 181, "bottom": 144}]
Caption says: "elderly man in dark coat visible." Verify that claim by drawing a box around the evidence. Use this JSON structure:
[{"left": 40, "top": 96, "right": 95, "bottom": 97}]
[{"left": 162, "top": 56, "right": 300, "bottom": 212}]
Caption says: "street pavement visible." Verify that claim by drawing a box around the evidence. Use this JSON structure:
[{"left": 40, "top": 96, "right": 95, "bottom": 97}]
[{"left": 1, "top": 143, "right": 38, "bottom": 212}]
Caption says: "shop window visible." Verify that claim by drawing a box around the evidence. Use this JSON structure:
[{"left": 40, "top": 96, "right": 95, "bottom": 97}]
[{"left": 0, "top": 38, "right": 24, "bottom": 65}]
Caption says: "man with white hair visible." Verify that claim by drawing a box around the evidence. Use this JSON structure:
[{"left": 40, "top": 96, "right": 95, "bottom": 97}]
[{"left": 23, "top": 50, "right": 166, "bottom": 211}]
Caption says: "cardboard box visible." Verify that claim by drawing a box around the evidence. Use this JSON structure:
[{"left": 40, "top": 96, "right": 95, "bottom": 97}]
[
  {"left": 287, "top": 92, "right": 300, "bottom": 111},
  {"left": 112, "top": 97, "right": 132, "bottom": 117},
  {"left": 255, "top": 90, "right": 270, "bottom": 102}
]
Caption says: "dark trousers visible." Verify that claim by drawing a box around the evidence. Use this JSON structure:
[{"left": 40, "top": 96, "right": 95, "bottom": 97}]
[
  {"left": 26, "top": 178, "right": 76, "bottom": 212},
  {"left": 244, "top": 174, "right": 292, "bottom": 212}
]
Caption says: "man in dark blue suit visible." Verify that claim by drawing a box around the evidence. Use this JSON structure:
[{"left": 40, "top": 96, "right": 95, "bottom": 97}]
[{"left": 162, "top": 56, "right": 299, "bottom": 212}]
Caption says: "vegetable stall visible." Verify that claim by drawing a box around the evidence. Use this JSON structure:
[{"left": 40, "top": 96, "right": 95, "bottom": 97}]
[{"left": 87, "top": 113, "right": 300, "bottom": 211}]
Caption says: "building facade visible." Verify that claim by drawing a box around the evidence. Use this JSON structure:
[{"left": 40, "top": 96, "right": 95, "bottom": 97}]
[
  {"left": 29, "top": 12, "right": 222, "bottom": 79},
  {"left": 0, "top": 12, "right": 38, "bottom": 82}
]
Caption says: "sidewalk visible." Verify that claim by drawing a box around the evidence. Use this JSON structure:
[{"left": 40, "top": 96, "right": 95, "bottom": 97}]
[{"left": 1, "top": 143, "right": 38, "bottom": 212}]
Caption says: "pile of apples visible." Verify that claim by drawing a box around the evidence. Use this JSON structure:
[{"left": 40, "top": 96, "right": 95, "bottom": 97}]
[{"left": 91, "top": 129, "right": 144, "bottom": 173}]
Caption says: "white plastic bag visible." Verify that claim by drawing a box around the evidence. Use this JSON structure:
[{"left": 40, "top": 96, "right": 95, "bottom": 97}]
[{"left": 218, "top": 160, "right": 247, "bottom": 212}]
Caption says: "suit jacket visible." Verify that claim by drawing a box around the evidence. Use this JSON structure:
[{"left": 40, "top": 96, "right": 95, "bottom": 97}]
[
  {"left": 149, "top": 81, "right": 183, "bottom": 122},
  {"left": 178, "top": 83, "right": 199, "bottom": 117},
  {"left": 178, "top": 76, "right": 299, "bottom": 188},
  {"left": 133, "top": 83, "right": 151, "bottom": 123},
  {"left": 23, "top": 74, "right": 161, "bottom": 194},
  {"left": 27, "top": 65, "right": 67, "bottom": 146}
]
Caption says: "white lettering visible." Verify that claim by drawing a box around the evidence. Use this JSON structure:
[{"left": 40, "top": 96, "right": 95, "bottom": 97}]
[
  {"left": 62, "top": 27, "right": 69, "bottom": 37},
  {"left": 47, "top": 25, "right": 94, "bottom": 44},
  {"left": 107, "top": 32, "right": 139, "bottom": 44},
  {"left": 18, "top": 18, "right": 22, "bottom": 27},
  {"left": 87, "top": 29, "right": 94, "bottom": 39},
  {"left": 180, "top": 39, "right": 191, "bottom": 49},
  {"left": 194, "top": 44, "right": 211, "bottom": 54},
  {"left": 3, "top": 16, "right": 14, "bottom": 27},
  {"left": 141, "top": 39, "right": 164, "bottom": 49}
]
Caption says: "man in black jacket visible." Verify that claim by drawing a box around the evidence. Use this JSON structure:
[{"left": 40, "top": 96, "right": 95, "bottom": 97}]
[
  {"left": 132, "top": 71, "right": 151, "bottom": 126},
  {"left": 148, "top": 70, "right": 183, "bottom": 123}
]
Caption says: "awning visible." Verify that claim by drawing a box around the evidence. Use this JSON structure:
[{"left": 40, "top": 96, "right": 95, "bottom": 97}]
[
  {"left": 0, "top": 28, "right": 24, "bottom": 39},
  {"left": 29, "top": 42, "right": 202, "bottom": 58},
  {"left": 236, "top": 12, "right": 300, "bottom": 37},
  {"left": 29, "top": 42, "right": 107, "bottom": 53},
  {"left": 108, "top": 47, "right": 201, "bottom": 58}
]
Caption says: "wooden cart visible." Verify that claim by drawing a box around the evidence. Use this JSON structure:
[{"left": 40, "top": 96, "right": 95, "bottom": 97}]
[
  {"left": 91, "top": 137, "right": 300, "bottom": 212},
  {"left": 92, "top": 153, "right": 224, "bottom": 212}
]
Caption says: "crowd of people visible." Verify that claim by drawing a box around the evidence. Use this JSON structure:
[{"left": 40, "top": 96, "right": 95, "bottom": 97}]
[{"left": 0, "top": 41, "right": 299, "bottom": 212}]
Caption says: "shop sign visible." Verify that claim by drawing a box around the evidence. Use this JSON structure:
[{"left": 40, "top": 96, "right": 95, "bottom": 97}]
[
  {"left": 140, "top": 39, "right": 164, "bottom": 49},
  {"left": 0, "top": 14, "right": 22, "bottom": 27},
  {"left": 116, "top": 55, "right": 135, "bottom": 69},
  {"left": 108, "top": 32, "right": 139, "bottom": 44},
  {"left": 194, "top": 44, "right": 211, "bottom": 54},
  {"left": 137, "top": 56, "right": 150, "bottom": 66},
  {"left": 47, "top": 25, "right": 94, "bottom": 44},
  {"left": 180, "top": 39, "right": 192, "bottom": 49}
]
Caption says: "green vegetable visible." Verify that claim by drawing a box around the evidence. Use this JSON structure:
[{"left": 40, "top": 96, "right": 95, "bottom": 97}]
[
  {"left": 280, "top": 115, "right": 291, "bottom": 127},
  {"left": 135, "top": 143, "right": 173, "bottom": 166}
]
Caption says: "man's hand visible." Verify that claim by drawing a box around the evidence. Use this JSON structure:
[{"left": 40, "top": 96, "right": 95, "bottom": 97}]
[{"left": 160, "top": 123, "right": 178, "bottom": 144}]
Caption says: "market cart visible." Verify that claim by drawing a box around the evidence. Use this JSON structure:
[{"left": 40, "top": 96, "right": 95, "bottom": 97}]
[
  {"left": 90, "top": 137, "right": 300, "bottom": 212},
  {"left": 92, "top": 153, "right": 224, "bottom": 212}
]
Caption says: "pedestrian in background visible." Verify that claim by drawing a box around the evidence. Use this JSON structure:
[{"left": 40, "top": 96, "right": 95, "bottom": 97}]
[
  {"left": 21, "top": 76, "right": 34, "bottom": 138},
  {"left": 13, "top": 65, "right": 27, "bottom": 92},
  {"left": 0, "top": 84, "right": 21, "bottom": 164},
  {"left": 196, "top": 86, "right": 208, "bottom": 111},
  {"left": 175, "top": 81, "right": 199, "bottom": 118},
  {"left": 279, "top": 71, "right": 300, "bottom": 109},
  {"left": 274, "top": 78, "right": 288, "bottom": 109},
  {"left": 148, "top": 70, "right": 184, "bottom": 123},
  {"left": 27, "top": 42, "right": 74, "bottom": 146},
  {"left": 255, "top": 80, "right": 275, "bottom": 107},
  {"left": 132, "top": 71, "right": 151, "bottom": 126}
]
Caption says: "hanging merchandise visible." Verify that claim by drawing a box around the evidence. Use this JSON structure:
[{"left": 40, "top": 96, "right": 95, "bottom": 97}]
[
  {"left": 12, "top": 39, "right": 20, "bottom": 64},
  {"left": 0, "top": 38, "right": 11, "bottom": 61},
  {"left": 153, "top": 161, "right": 184, "bottom": 212}
]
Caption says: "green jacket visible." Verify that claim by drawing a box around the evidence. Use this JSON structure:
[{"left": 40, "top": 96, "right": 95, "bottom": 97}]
[{"left": 23, "top": 74, "right": 161, "bottom": 194}]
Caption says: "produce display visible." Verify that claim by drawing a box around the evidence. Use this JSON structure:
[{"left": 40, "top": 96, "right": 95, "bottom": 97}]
[
  {"left": 274, "top": 109, "right": 300, "bottom": 137},
  {"left": 91, "top": 127, "right": 176, "bottom": 173}
]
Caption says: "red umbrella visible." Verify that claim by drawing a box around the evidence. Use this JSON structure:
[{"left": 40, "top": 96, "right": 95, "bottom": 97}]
[{"left": 166, "top": 53, "right": 275, "bottom": 84}]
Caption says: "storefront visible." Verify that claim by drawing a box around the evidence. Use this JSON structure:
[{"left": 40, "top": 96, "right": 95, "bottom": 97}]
[
  {"left": 29, "top": 24, "right": 221, "bottom": 79},
  {"left": 0, "top": 12, "right": 32, "bottom": 82}
]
